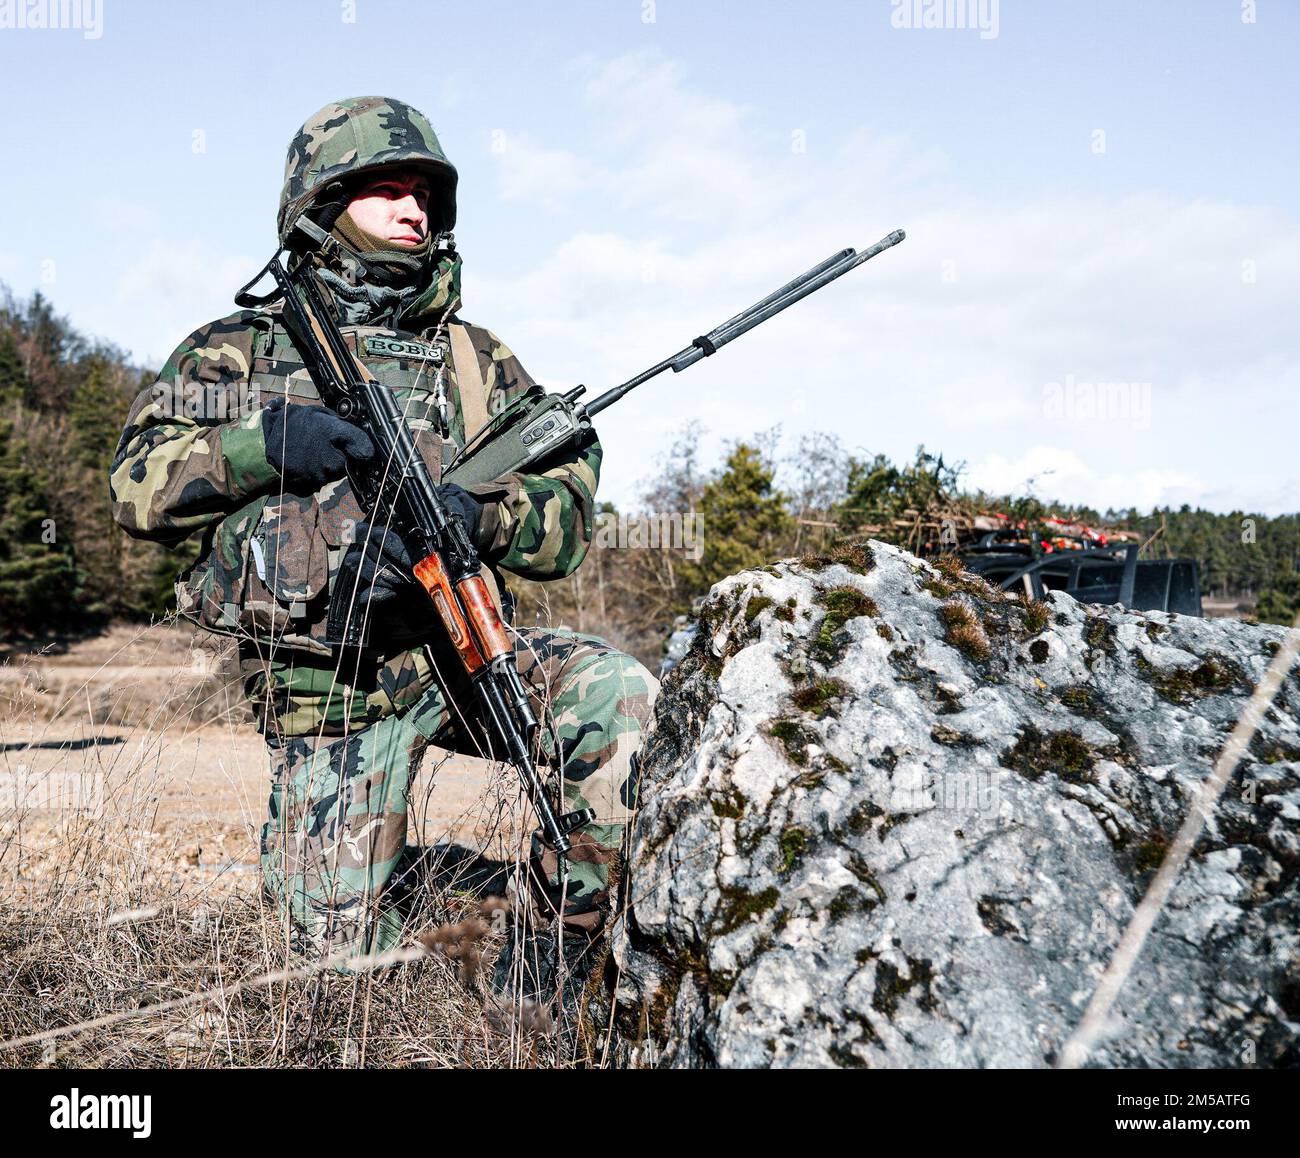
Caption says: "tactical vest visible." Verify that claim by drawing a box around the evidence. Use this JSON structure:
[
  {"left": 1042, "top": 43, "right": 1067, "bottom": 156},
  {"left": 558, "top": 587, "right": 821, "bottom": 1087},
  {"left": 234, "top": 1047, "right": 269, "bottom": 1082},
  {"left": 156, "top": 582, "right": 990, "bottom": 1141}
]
[{"left": 175, "top": 310, "right": 504, "bottom": 659}]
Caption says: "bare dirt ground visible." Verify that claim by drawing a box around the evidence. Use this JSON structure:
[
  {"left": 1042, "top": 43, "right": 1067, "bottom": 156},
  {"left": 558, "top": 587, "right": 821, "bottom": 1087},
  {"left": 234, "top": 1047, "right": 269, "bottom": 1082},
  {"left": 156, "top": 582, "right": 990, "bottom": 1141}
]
[
  {"left": 0, "top": 625, "right": 601, "bottom": 1068},
  {"left": 0, "top": 622, "right": 528, "bottom": 906}
]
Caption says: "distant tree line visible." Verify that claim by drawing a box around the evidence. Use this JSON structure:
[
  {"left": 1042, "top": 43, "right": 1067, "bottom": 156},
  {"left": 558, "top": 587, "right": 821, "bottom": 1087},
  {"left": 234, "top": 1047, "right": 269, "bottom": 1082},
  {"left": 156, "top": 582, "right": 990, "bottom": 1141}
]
[
  {"left": 0, "top": 287, "right": 191, "bottom": 639},
  {"left": 511, "top": 427, "right": 1299, "bottom": 668},
  {"left": 1, "top": 286, "right": 1294, "bottom": 668}
]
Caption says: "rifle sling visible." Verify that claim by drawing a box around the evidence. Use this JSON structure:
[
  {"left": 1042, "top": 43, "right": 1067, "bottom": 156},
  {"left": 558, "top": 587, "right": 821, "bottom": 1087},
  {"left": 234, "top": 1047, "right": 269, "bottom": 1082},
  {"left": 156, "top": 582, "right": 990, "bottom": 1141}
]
[
  {"left": 446, "top": 321, "right": 504, "bottom": 616},
  {"left": 449, "top": 322, "right": 492, "bottom": 443}
]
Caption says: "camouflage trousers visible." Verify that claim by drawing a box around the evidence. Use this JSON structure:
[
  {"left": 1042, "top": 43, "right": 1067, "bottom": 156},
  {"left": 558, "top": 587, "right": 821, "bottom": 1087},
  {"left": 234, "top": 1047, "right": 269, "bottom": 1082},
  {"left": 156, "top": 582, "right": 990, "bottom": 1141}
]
[{"left": 258, "top": 628, "right": 659, "bottom": 962}]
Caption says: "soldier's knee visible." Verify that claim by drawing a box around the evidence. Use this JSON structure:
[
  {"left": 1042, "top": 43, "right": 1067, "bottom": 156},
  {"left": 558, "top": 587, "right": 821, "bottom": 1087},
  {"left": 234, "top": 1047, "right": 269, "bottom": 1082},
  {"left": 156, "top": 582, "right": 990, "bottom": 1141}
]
[{"left": 603, "top": 650, "right": 659, "bottom": 725}]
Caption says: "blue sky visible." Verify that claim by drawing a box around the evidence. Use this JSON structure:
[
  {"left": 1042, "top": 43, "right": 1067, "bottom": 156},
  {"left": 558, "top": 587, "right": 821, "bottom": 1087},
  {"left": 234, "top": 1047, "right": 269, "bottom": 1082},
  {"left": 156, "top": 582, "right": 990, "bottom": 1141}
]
[{"left": 1, "top": 0, "right": 1297, "bottom": 514}]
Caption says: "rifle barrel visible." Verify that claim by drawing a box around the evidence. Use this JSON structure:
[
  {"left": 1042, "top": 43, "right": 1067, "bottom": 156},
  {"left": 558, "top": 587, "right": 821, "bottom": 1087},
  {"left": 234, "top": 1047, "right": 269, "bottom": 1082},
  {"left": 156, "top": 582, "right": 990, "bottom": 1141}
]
[
  {"left": 690, "top": 228, "right": 905, "bottom": 358},
  {"left": 709, "top": 248, "right": 854, "bottom": 338},
  {"left": 582, "top": 229, "right": 904, "bottom": 418}
]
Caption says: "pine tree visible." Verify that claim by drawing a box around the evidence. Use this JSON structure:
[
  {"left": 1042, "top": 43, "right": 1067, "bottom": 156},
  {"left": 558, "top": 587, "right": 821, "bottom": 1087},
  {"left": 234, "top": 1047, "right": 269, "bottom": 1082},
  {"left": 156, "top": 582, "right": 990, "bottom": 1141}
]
[
  {"left": 679, "top": 441, "right": 794, "bottom": 593},
  {"left": 0, "top": 333, "right": 24, "bottom": 404},
  {"left": 69, "top": 356, "right": 126, "bottom": 474},
  {"left": 0, "top": 414, "right": 78, "bottom": 629}
]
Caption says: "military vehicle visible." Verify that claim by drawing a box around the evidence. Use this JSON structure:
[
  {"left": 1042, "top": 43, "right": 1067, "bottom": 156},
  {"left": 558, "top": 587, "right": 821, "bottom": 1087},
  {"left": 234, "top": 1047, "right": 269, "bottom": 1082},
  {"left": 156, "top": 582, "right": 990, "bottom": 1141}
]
[{"left": 951, "top": 517, "right": 1202, "bottom": 615}]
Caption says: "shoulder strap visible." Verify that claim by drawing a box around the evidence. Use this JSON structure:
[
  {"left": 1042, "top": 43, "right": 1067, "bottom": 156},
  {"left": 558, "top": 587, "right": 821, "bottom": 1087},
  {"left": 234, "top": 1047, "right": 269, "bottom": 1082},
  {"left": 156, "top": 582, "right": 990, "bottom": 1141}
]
[
  {"left": 448, "top": 322, "right": 491, "bottom": 443},
  {"left": 446, "top": 320, "right": 505, "bottom": 616}
]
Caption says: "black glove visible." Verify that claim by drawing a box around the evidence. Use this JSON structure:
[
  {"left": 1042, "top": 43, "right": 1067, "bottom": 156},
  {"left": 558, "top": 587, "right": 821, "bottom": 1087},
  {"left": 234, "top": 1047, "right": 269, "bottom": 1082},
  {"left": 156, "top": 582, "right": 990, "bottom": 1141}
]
[
  {"left": 438, "top": 483, "right": 485, "bottom": 542},
  {"left": 338, "top": 522, "right": 414, "bottom": 609},
  {"left": 261, "top": 396, "right": 376, "bottom": 494}
]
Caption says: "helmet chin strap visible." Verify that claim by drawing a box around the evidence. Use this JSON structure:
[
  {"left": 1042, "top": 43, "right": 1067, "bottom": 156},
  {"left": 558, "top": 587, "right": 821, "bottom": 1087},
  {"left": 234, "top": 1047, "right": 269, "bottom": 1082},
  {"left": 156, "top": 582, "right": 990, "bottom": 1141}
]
[
  {"left": 293, "top": 185, "right": 438, "bottom": 291},
  {"left": 285, "top": 188, "right": 461, "bottom": 328},
  {"left": 332, "top": 208, "right": 435, "bottom": 286}
]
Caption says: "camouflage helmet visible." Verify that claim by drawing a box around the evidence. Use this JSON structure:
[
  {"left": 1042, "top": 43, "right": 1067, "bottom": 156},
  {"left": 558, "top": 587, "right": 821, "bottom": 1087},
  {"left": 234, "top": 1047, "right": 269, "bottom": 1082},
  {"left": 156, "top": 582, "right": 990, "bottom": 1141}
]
[{"left": 278, "top": 96, "right": 458, "bottom": 245}]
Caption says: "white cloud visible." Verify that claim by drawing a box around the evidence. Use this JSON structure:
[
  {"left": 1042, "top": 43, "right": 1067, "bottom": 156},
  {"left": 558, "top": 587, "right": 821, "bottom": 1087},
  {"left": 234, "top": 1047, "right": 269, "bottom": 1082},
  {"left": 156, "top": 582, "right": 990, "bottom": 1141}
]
[
  {"left": 112, "top": 240, "right": 261, "bottom": 367},
  {"left": 471, "top": 53, "right": 1300, "bottom": 516},
  {"left": 492, "top": 134, "right": 596, "bottom": 210},
  {"left": 965, "top": 447, "right": 1200, "bottom": 514},
  {"left": 92, "top": 197, "right": 158, "bottom": 234}
]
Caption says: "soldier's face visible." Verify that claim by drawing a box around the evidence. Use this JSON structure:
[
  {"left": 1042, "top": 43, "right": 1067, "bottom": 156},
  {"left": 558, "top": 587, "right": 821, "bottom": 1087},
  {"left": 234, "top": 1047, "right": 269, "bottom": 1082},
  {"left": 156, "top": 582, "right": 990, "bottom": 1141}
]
[{"left": 347, "top": 169, "right": 432, "bottom": 246}]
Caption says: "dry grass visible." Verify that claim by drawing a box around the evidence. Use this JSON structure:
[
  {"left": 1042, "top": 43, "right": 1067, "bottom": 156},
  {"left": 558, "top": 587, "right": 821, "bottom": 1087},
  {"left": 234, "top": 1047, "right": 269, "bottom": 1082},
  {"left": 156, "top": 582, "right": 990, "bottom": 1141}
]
[
  {"left": 0, "top": 620, "right": 608, "bottom": 1069},
  {"left": 937, "top": 601, "right": 992, "bottom": 663}
]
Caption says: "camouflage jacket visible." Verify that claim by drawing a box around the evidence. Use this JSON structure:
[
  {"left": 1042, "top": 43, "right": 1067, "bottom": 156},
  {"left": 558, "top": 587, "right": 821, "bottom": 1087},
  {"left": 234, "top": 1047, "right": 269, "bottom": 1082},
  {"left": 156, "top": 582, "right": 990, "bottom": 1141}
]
[{"left": 109, "top": 307, "right": 601, "bottom": 735}]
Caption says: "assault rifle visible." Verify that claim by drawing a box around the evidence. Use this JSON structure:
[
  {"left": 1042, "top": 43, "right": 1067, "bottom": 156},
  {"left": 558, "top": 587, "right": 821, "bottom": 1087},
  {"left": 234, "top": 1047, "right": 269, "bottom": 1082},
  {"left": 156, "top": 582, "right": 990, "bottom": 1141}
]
[
  {"left": 234, "top": 211, "right": 904, "bottom": 860},
  {"left": 442, "top": 228, "right": 906, "bottom": 487},
  {"left": 235, "top": 207, "right": 596, "bottom": 859}
]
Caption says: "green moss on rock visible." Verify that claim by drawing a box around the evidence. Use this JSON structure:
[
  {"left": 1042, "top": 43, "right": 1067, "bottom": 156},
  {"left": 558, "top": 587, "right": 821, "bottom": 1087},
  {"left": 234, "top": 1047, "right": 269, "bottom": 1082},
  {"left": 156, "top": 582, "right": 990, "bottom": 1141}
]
[
  {"left": 1002, "top": 724, "right": 1096, "bottom": 783},
  {"left": 1059, "top": 684, "right": 1095, "bottom": 712},
  {"left": 829, "top": 885, "right": 876, "bottom": 921},
  {"left": 845, "top": 798, "right": 886, "bottom": 835},
  {"left": 1152, "top": 656, "right": 1242, "bottom": 705},
  {"left": 813, "top": 586, "right": 879, "bottom": 660},
  {"left": 769, "top": 718, "right": 814, "bottom": 766},
  {"left": 922, "top": 578, "right": 955, "bottom": 600},
  {"left": 1134, "top": 834, "right": 1170, "bottom": 874},
  {"left": 779, "top": 826, "right": 808, "bottom": 874},
  {"left": 872, "top": 957, "right": 937, "bottom": 1018},
  {"left": 938, "top": 600, "right": 992, "bottom": 662},
  {"left": 1084, "top": 616, "right": 1117, "bottom": 653},
  {"left": 801, "top": 542, "right": 875, "bottom": 573},
  {"left": 1250, "top": 735, "right": 1300, "bottom": 765},
  {"left": 931, "top": 724, "right": 976, "bottom": 746},
  {"left": 1020, "top": 597, "right": 1051, "bottom": 637},
  {"left": 791, "top": 678, "right": 849, "bottom": 718},
  {"left": 710, "top": 789, "right": 747, "bottom": 820},
  {"left": 716, "top": 885, "right": 781, "bottom": 934}
]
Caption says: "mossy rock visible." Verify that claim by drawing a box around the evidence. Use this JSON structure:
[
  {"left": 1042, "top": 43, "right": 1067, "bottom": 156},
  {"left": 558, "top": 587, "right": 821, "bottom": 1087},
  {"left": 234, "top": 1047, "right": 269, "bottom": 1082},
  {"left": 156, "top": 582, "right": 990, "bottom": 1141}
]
[
  {"left": 1058, "top": 684, "right": 1096, "bottom": 712},
  {"left": 871, "top": 956, "right": 937, "bottom": 1018},
  {"left": 844, "top": 798, "right": 886, "bottom": 835},
  {"left": 1001, "top": 723, "right": 1096, "bottom": 784},
  {"left": 1133, "top": 834, "right": 1170, "bottom": 875},
  {"left": 769, "top": 717, "right": 816, "bottom": 766},
  {"left": 1151, "top": 655, "right": 1244, "bottom": 705},
  {"left": 828, "top": 884, "right": 877, "bottom": 921},
  {"left": 1083, "top": 615, "right": 1117, "bottom": 653},
  {"left": 938, "top": 600, "right": 992, "bottom": 662},
  {"left": 791, "top": 678, "right": 849, "bottom": 719},
  {"left": 710, "top": 789, "right": 747, "bottom": 820},
  {"left": 1020, "top": 598, "right": 1051, "bottom": 637},
  {"left": 778, "top": 826, "right": 808, "bottom": 874},
  {"left": 931, "top": 724, "right": 977, "bottom": 746},
  {"left": 813, "top": 586, "right": 879, "bottom": 661},
  {"left": 800, "top": 542, "right": 875, "bottom": 574},
  {"left": 716, "top": 885, "right": 780, "bottom": 935}
]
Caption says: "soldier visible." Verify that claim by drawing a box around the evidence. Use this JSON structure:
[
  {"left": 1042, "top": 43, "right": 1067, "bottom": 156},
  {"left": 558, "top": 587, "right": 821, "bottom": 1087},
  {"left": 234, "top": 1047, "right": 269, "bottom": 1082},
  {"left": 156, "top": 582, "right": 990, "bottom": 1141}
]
[{"left": 108, "top": 96, "right": 659, "bottom": 992}]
